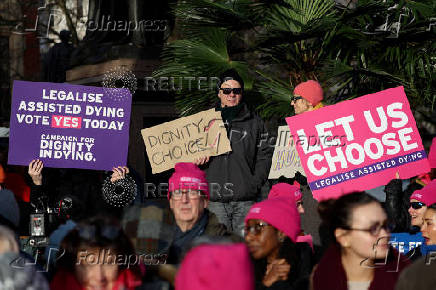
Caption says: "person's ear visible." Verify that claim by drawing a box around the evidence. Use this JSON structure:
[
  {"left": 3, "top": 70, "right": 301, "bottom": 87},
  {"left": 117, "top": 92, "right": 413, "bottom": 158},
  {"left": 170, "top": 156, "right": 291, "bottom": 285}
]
[
  {"left": 277, "top": 231, "right": 286, "bottom": 243},
  {"left": 203, "top": 198, "right": 209, "bottom": 209},
  {"left": 307, "top": 100, "right": 315, "bottom": 110},
  {"left": 335, "top": 228, "right": 351, "bottom": 248}
]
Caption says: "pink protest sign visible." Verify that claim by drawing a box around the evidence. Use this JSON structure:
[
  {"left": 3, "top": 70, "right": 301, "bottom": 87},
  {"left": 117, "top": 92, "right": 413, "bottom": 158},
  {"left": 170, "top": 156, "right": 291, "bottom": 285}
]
[{"left": 286, "top": 87, "right": 430, "bottom": 201}]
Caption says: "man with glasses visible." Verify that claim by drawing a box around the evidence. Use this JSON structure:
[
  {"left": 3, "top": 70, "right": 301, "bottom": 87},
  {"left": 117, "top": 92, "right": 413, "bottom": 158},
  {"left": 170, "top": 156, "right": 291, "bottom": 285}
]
[
  {"left": 196, "top": 69, "right": 273, "bottom": 237},
  {"left": 166, "top": 163, "right": 237, "bottom": 263},
  {"left": 123, "top": 162, "right": 234, "bottom": 266}
]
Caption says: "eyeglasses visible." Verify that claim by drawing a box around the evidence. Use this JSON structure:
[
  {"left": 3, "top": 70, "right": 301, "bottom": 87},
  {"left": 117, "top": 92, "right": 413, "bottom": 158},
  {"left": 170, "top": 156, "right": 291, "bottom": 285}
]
[
  {"left": 291, "top": 96, "right": 303, "bottom": 103},
  {"left": 410, "top": 202, "right": 426, "bottom": 209},
  {"left": 244, "top": 222, "right": 271, "bottom": 236},
  {"left": 343, "top": 221, "right": 391, "bottom": 236},
  {"left": 171, "top": 189, "right": 204, "bottom": 200},
  {"left": 219, "top": 88, "right": 243, "bottom": 95},
  {"left": 296, "top": 201, "right": 304, "bottom": 207}
]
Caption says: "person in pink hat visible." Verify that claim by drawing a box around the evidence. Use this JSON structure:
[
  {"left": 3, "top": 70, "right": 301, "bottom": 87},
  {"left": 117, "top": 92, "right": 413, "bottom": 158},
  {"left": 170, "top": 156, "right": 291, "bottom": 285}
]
[
  {"left": 165, "top": 162, "right": 238, "bottom": 263},
  {"left": 409, "top": 179, "right": 436, "bottom": 228},
  {"left": 401, "top": 179, "right": 436, "bottom": 261},
  {"left": 383, "top": 174, "right": 435, "bottom": 262},
  {"left": 383, "top": 137, "right": 436, "bottom": 235},
  {"left": 289, "top": 81, "right": 326, "bottom": 247},
  {"left": 167, "top": 162, "right": 210, "bottom": 232},
  {"left": 244, "top": 196, "right": 312, "bottom": 289},
  {"left": 122, "top": 162, "right": 236, "bottom": 273},
  {"left": 291, "top": 80, "right": 324, "bottom": 115},
  {"left": 176, "top": 243, "right": 254, "bottom": 290},
  {"left": 268, "top": 183, "right": 315, "bottom": 251},
  {"left": 268, "top": 183, "right": 304, "bottom": 214}
]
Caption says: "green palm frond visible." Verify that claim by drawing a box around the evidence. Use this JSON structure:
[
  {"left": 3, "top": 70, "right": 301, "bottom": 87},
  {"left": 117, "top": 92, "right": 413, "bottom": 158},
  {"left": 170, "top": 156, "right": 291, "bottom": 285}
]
[
  {"left": 154, "top": 0, "right": 435, "bottom": 118},
  {"left": 155, "top": 28, "right": 230, "bottom": 77},
  {"left": 321, "top": 57, "right": 433, "bottom": 108},
  {"left": 256, "top": 0, "right": 337, "bottom": 80},
  {"left": 268, "top": 0, "right": 335, "bottom": 33},
  {"left": 254, "top": 71, "right": 294, "bottom": 119},
  {"left": 154, "top": 26, "right": 253, "bottom": 115}
]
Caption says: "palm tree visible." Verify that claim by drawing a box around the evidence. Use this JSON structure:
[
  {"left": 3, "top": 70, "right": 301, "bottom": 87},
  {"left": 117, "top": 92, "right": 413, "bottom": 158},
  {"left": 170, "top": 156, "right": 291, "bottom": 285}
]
[
  {"left": 321, "top": 0, "right": 435, "bottom": 109},
  {"left": 154, "top": 0, "right": 435, "bottom": 119}
]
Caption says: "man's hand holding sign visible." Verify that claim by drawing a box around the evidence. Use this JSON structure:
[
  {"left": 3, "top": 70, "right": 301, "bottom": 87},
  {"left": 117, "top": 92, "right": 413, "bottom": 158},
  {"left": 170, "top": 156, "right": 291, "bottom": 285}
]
[{"left": 286, "top": 87, "right": 430, "bottom": 201}]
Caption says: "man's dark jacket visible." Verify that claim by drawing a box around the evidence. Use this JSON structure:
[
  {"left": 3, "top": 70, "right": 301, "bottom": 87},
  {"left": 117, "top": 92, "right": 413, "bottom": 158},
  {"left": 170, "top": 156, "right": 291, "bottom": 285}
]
[
  {"left": 122, "top": 205, "right": 236, "bottom": 259},
  {"left": 205, "top": 103, "right": 274, "bottom": 202}
]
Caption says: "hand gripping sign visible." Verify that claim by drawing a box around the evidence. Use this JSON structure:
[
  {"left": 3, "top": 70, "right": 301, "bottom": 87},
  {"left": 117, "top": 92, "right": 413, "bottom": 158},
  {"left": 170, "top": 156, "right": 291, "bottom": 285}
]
[{"left": 286, "top": 87, "right": 430, "bottom": 201}]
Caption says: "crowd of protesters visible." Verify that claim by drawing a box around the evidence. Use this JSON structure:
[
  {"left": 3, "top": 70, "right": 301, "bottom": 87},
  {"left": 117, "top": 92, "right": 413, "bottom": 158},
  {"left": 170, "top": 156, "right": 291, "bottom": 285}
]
[{"left": 0, "top": 70, "right": 435, "bottom": 290}]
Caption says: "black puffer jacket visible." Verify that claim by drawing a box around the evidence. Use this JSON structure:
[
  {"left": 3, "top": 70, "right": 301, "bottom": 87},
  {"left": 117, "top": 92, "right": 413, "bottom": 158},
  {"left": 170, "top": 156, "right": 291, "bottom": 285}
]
[
  {"left": 205, "top": 103, "right": 274, "bottom": 202},
  {"left": 384, "top": 178, "right": 423, "bottom": 233}
]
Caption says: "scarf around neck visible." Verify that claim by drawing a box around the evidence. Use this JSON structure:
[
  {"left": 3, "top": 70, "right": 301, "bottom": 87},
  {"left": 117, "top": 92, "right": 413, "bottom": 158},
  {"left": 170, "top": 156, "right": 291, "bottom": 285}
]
[
  {"left": 169, "top": 211, "right": 209, "bottom": 264},
  {"left": 216, "top": 103, "right": 243, "bottom": 123}
]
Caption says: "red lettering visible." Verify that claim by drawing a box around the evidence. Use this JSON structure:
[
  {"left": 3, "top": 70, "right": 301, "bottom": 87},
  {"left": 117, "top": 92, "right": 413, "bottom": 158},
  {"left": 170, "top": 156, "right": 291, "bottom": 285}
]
[{"left": 51, "top": 115, "right": 82, "bottom": 128}]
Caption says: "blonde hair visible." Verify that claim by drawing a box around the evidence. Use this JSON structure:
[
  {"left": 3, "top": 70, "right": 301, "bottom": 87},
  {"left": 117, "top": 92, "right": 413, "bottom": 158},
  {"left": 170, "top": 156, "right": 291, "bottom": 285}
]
[{"left": 313, "top": 102, "right": 324, "bottom": 110}]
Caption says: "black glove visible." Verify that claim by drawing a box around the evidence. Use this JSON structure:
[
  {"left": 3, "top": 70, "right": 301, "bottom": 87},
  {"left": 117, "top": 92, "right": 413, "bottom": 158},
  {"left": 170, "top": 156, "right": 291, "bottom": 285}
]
[{"left": 294, "top": 171, "right": 308, "bottom": 186}]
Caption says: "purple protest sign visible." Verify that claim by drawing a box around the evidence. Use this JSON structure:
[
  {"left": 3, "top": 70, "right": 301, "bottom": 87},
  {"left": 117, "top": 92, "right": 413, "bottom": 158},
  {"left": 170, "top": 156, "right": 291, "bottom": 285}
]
[{"left": 8, "top": 80, "right": 132, "bottom": 170}]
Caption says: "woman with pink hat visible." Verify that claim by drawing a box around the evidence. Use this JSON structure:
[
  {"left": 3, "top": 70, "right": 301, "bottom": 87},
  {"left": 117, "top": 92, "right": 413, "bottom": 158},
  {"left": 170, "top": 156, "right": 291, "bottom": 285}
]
[
  {"left": 291, "top": 80, "right": 324, "bottom": 115},
  {"left": 404, "top": 179, "right": 436, "bottom": 260},
  {"left": 384, "top": 137, "right": 436, "bottom": 233},
  {"left": 244, "top": 195, "right": 312, "bottom": 289},
  {"left": 176, "top": 243, "right": 254, "bottom": 290},
  {"left": 268, "top": 182, "right": 314, "bottom": 251},
  {"left": 268, "top": 183, "right": 304, "bottom": 214},
  {"left": 408, "top": 180, "right": 436, "bottom": 229}
]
